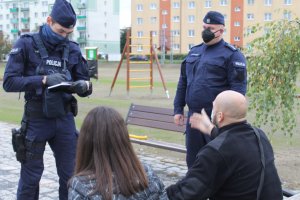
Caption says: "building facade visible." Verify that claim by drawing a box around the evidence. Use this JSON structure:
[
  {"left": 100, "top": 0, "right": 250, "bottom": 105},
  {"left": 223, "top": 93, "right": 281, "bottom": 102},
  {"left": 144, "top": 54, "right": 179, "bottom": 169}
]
[
  {"left": 131, "top": 0, "right": 300, "bottom": 54},
  {"left": 0, "top": 0, "right": 120, "bottom": 57}
]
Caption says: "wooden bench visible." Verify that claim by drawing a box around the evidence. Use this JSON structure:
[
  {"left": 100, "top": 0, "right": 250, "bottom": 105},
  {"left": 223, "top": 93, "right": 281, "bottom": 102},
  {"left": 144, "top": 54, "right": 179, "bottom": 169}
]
[{"left": 126, "top": 103, "right": 187, "bottom": 153}]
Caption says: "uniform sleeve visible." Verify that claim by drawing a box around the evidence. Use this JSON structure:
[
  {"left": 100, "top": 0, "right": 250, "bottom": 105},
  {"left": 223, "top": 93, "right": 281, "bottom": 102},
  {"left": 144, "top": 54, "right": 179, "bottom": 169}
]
[
  {"left": 166, "top": 147, "right": 229, "bottom": 200},
  {"left": 227, "top": 51, "right": 247, "bottom": 95},
  {"left": 173, "top": 59, "right": 187, "bottom": 115},
  {"left": 69, "top": 44, "right": 92, "bottom": 97},
  {"left": 3, "top": 38, "right": 44, "bottom": 93}
]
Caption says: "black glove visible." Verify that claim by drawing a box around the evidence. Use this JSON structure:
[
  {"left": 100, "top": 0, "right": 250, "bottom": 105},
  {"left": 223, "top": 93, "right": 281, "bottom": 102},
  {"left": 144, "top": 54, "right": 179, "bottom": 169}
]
[
  {"left": 45, "top": 73, "right": 67, "bottom": 86},
  {"left": 70, "top": 80, "right": 89, "bottom": 95}
]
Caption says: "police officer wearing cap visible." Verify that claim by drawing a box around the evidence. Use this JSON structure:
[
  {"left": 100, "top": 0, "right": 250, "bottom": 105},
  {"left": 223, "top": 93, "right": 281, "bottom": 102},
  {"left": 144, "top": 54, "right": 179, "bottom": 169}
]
[
  {"left": 3, "top": 0, "right": 92, "bottom": 199},
  {"left": 173, "top": 11, "right": 247, "bottom": 168}
]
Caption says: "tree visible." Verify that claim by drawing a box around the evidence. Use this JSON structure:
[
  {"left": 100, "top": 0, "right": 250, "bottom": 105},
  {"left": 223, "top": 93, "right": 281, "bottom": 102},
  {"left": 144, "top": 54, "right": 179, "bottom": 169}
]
[
  {"left": 0, "top": 32, "right": 12, "bottom": 60},
  {"left": 245, "top": 19, "right": 300, "bottom": 137},
  {"left": 120, "top": 28, "right": 128, "bottom": 53}
]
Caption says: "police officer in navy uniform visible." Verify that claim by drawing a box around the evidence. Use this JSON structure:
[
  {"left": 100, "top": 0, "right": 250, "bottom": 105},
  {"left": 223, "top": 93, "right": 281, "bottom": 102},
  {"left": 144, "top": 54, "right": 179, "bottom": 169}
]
[
  {"left": 3, "top": 0, "right": 92, "bottom": 199},
  {"left": 173, "top": 11, "right": 247, "bottom": 168}
]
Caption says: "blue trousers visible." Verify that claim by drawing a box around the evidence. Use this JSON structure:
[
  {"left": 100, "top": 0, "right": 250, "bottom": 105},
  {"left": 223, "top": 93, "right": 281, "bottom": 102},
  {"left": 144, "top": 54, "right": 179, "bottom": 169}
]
[
  {"left": 185, "top": 113, "right": 211, "bottom": 169},
  {"left": 17, "top": 113, "right": 77, "bottom": 200}
]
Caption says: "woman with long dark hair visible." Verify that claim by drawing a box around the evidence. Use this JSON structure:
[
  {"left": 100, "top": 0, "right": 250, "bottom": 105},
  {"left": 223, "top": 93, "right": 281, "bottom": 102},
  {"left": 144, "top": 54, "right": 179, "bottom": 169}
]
[{"left": 68, "top": 106, "right": 168, "bottom": 200}]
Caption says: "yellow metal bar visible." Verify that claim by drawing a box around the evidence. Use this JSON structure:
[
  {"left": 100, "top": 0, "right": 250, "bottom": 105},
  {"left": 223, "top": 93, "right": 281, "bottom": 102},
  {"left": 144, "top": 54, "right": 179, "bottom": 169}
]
[
  {"left": 129, "top": 134, "right": 148, "bottom": 140},
  {"left": 129, "top": 36, "right": 151, "bottom": 39},
  {"left": 129, "top": 61, "right": 151, "bottom": 64},
  {"left": 129, "top": 69, "right": 151, "bottom": 72},
  {"left": 129, "top": 44, "right": 151, "bottom": 47},
  {"left": 129, "top": 85, "right": 151, "bottom": 88},
  {"left": 129, "top": 77, "right": 151, "bottom": 80}
]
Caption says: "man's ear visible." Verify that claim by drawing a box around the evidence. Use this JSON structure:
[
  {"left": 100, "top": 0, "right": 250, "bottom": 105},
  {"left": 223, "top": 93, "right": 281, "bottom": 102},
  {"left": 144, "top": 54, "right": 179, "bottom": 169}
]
[
  {"left": 46, "top": 16, "right": 52, "bottom": 25},
  {"left": 217, "top": 112, "right": 224, "bottom": 123}
]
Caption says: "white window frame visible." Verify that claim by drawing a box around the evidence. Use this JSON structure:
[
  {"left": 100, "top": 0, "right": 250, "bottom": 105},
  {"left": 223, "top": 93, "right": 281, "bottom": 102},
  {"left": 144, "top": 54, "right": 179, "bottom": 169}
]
[
  {"left": 234, "top": 21, "right": 240, "bottom": 26},
  {"left": 137, "top": 31, "right": 143, "bottom": 37},
  {"left": 234, "top": 6, "right": 241, "bottom": 12},
  {"left": 188, "top": 15, "right": 195, "bottom": 23},
  {"left": 172, "top": 30, "right": 180, "bottom": 36},
  {"left": 188, "top": 30, "right": 195, "bottom": 37},
  {"left": 150, "top": 17, "right": 157, "bottom": 24},
  {"left": 188, "top": 1, "right": 195, "bottom": 9},
  {"left": 264, "top": 0, "right": 272, "bottom": 6},
  {"left": 234, "top": 36, "right": 240, "bottom": 41},
  {"left": 205, "top": 0, "right": 212, "bottom": 8},
  {"left": 283, "top": 11, "right": 291, "bottom": 20},
  {"left": 173, "top": 2, "right": 180, "bottom": 8},
  {"left": 152, "top": 31, "right": 157, "bottom": 37},
  {"left": 173, "top": 16, "right": 180, "bottom": 22},
  {"left": 173, "top": 44, "right": 180, "bottom": 50},
  {"left": 219, "top": 0, "right": 228, "bottom": 6},
  {"left": 137, "top": 4, "right": 143, "bottom": 11},
  {"left": 247, "top": 13, "right": 254, "bottom": 20},
  {"left": 284, "top": 0, "right": 292, "bottom": 5},
  {"left": 150, "top": 3, "right": 157, "bottom": 10},
  {"left": 137, "top": 45, "right": 143, "bottom": 52},
  {"left": 264, "top": 13, "right": 272, "bottom": 21},
  {"left": 137, "top": 17, "right": 143, "bottom": 25},
  {"left": 188, "top": 44, "right": 194, "bottom": 50}
]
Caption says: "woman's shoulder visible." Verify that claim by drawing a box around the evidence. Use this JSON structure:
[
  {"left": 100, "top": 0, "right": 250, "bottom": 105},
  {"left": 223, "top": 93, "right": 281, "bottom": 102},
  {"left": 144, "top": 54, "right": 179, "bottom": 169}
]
[{"left": 68, "top": 174, "right": 99, "bottom": 199}]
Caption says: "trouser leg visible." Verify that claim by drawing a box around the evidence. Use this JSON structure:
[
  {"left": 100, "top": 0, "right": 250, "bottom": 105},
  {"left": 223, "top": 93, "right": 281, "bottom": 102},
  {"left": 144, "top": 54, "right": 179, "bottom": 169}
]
[
  {"left": 185, "top": 118, "right": 211, "bottom": 169},
  {"left": 49, "top": 113, "right": 77, "bottom": 200}
]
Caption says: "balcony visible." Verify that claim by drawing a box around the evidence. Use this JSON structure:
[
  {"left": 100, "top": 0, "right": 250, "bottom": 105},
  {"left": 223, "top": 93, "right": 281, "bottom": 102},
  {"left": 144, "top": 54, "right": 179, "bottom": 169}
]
[
  {"left": 11, "top": 29, "right": 19, "bottom": 33},
  {"left": 21, "top": 7, "right": 29, "bottom": 12},
  {"left": 77, "top": 26, "right": 86, "bottom": 31},
  {"left": 77, "top": 15, "right": 86, "bottom": 19},
  {"left": 10, "top": 8, "right": 18, "bottom": 12},
  {"left": 10, "top": 18, "right": 19, "bottom": 24},
  {"left": 77, "top": 37, "right": 86, "bottom": 43},
  {"left": 21, "top": 28, "right": 30, "bottom": 33},
  {"left": 21, "top": 18, "right": 29, "bottom": 23}
]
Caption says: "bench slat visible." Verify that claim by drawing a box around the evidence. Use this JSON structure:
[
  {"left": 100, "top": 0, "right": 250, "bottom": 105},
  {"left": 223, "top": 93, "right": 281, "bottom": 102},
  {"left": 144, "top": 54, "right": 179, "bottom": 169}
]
[
  {"left": 129, "top": 110, "right": 176, "bottom": 123},
  {"left": 131, "top": 104, "right": 174, "bottom": 115},
  {"left": 127, "top": 117, "right": 185, "bottom": 133},
  {"left": 130, "top": 138, "right": 186, "bottom": 153}
]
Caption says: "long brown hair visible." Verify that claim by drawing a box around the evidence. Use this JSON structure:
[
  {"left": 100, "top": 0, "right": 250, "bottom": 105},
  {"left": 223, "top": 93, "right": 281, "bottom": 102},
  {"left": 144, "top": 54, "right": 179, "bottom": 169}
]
[{"left": 74, "top": 106, "right": 148, "bottom": 200}]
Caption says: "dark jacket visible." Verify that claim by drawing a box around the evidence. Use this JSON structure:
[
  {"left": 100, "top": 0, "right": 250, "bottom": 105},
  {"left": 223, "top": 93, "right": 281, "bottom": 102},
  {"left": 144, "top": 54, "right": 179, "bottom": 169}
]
[
  {"left": 174, "top": 39, "right": 247, "bottom": 115},
  {"left": 68, "top": 163, "right": 168, "bottom": 200},
  {"left": 166, "top": 122, "right": 282, "bottom": 200}
]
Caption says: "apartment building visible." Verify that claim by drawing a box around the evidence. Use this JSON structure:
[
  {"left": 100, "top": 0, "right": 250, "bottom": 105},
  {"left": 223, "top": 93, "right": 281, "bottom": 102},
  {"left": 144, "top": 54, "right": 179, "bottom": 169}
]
[
  {"left": 131, "top": 0, "right": 300, "bottom": 54},
  {"left": 0, "top": 0, "right": 120, "bottom": 57}
]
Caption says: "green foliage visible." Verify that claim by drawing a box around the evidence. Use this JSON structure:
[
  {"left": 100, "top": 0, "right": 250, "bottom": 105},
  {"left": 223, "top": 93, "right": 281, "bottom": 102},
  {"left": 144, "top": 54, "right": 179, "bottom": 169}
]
[
  {"left": 0, "top": 33, "right": 12, "bottom": 60},
  {"left": 120, "top": 28, "right": 127, "bottom": 53},
  {"left": 246, "top": 19, "right": 300, "bottom": 137}
]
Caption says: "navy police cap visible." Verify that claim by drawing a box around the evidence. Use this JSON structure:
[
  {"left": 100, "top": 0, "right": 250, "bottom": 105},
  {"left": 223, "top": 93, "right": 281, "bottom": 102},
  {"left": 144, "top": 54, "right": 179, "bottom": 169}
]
[
  {"left": 50, "top": 0, "right": 76, "bottom": 28},
  {"left": 203, "top": 11, "right": 225, "bottom": 25}
]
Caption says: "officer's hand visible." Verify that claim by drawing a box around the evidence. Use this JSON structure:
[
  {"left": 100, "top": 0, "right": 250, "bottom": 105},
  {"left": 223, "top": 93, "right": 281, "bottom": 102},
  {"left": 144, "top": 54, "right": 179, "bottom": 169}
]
[
  {"left": 190, "top": 109, "right": 214, "bottom": 135},
  {"left": 174, "top": 114, "right": 184, "bottom": 126},
  {"left": 70, "top": 80, "right": 90, "bottom": 95},
  {"left": 45, "top": 73, "right": 67, "bottom": 86}
]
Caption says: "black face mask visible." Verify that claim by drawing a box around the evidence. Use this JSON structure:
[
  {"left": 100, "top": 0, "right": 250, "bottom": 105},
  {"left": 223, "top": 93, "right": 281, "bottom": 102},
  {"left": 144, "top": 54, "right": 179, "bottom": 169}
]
[{"left": 202, "top": 29, "right": 220, "bottom": 43}]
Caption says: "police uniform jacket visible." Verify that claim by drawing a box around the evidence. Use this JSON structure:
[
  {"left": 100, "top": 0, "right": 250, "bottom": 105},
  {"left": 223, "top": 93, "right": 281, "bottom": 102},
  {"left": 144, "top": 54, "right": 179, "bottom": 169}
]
[
  {"left": 3, "top": 28, "right": 91, "bottom": 107},
  {"left": 166, "top": 122, "right": 282, "bottom": 200},
  {"left": 174, "top": 39, "right": 247, "bottom": 115}
]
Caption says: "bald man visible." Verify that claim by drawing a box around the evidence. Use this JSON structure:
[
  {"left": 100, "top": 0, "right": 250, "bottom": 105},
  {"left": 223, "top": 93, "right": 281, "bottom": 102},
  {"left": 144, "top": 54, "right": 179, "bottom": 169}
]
[{"left": 167, "top": 90, "right": 282, "bottom": 200}]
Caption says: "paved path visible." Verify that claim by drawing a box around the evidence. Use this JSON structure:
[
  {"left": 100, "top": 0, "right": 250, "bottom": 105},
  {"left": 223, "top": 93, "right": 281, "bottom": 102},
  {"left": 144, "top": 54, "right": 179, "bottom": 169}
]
[{"left": 0, "top": 122, "right": 187, "bottom": 200}]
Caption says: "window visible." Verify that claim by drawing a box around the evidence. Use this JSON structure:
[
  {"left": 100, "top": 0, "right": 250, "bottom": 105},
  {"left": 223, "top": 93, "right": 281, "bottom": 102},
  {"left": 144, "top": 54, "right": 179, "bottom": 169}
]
[
  {"left": 247, "top": 13, "right": 254, "bottom": 20},
  {"left": 162, "top": 10, "right": 168, "bottom": 15},
  {"left": 162, "top": 24, "right": 167, "bottom": 29},
  {"left": 137, "top": 17, "right": 143, "bottom": 25},
  {"left": 223, "top": 14, "right": 227, "bottom": 20},
  {"left": 42, "top": 1, "right": 48, "bottom": 6},
  {"left": 234, "top": 21, "right": 240, "bottom": 26},
  {"left": 248, "top": 0, "right": 254, "bottom": 5},
  {"left": 234, "top": 36, "right": 240, "bottom": 41},
  {"left": 234, "top": 7, "right": 241, "bottom": 12},
  {"left": 137, "top": 45, "right": 143, "bottom": 52},
  {"left": 0, "top": 15, "right": 2, "bottom": 20},
  {"left": 150, "top": 3, "right": 157, "bottom": 10},
  {"left": 6, "top": 14, "right": 9, "bottom": 19},
  {"left": 188, "top": 1, "right": 195, "bottom": 9},
  {"left": 220, "top": 0, "right": 228, "bottom": 6},
  {"left": 188, "top": 15, "right": 195, "bottom": 23},
  {"left": 6, "top": 24, "right": 10, "bottom": 29},
  {"left": 152, "top": 31, "right": 157, "bottom": 37},
  {"left": 173, "top": 44, "right": 180, "bottom": 50},
  {"left": 173, "top": 16, "right": 180, "bottom": 22},
  {"left": 205, "top": 0, "right": 212, "bottom": 8},
  {"left": 188, "top": 44, "right": 194, "bottom": 50},
  {"left": 42, "top": 12, "right": 47, "bottom": 17},
  {"left": 264, "top": 13, "right": 272, "bottom": 21},
  {"left": 188, "top": 30, "right": 195, "bottom": 37},
  {"left": 137, "top": 31, "right": 143, "bottom": 37},
  {"left": 283, "top": 11, "right": 291, "bottom": 20},
  {"left": 246, "top": 27, "right": 253, "bottom": 35},
  {"left": 265, "top": 0, "right": 272, "bottom": 6},
  {"left": 284, "top": 0, "right": 292, "bottom": 5},
  {"left": 35, "top": 12, "right": 38, "bottom": 18},
  {"left": 150, "top": 17, "right": 157, "bottom": 24},
  {"left": 223, "top": 28, "right": 227, "bottom": 35},
  {"left": 173, "top": 2, "right": 180, "bottom": 8},
  {"left": 172, "top": 30, "right": 180, "bottom": 36},
  {"left": 137, "top": 4, "right": 143, "bottom": 11}
]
